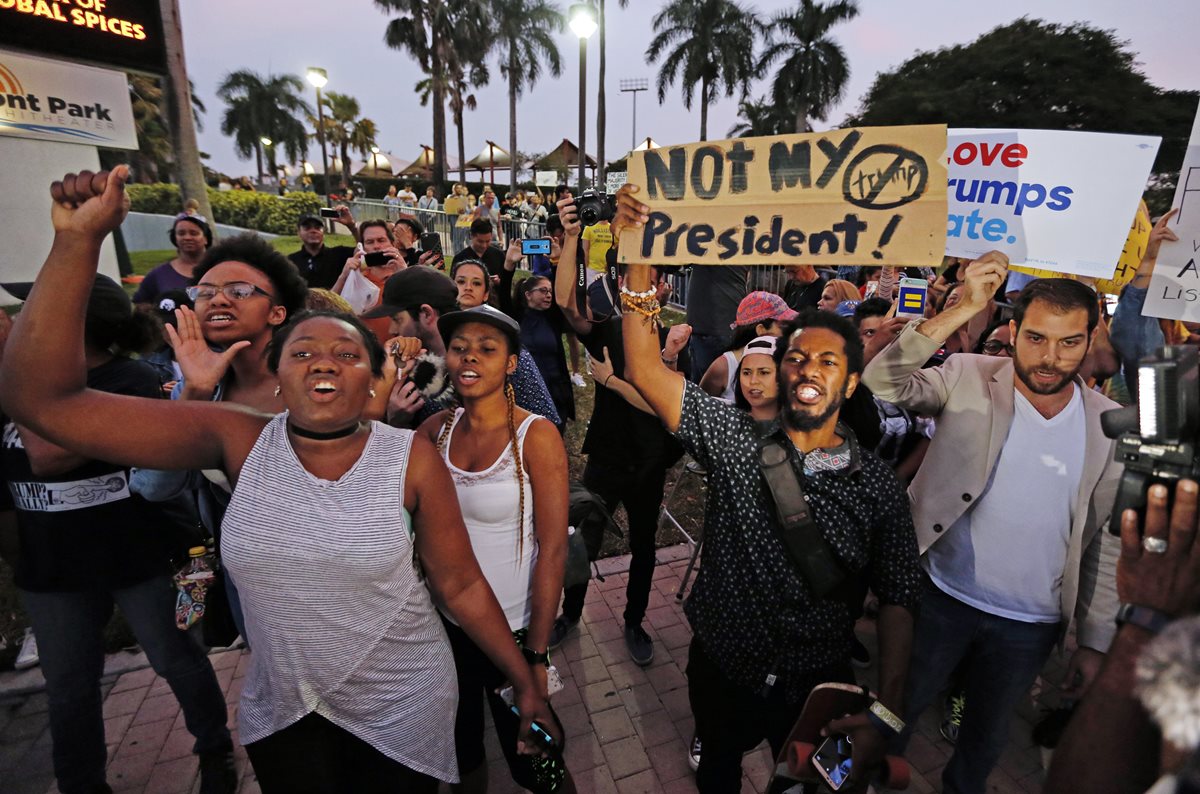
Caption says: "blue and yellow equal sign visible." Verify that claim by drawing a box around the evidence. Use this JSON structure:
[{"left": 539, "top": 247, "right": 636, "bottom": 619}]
[{"left": 900, "top": 289, "right": 924, "bottom": 310}]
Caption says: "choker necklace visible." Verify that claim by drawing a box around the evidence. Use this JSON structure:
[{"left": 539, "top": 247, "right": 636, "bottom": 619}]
[{"left": 287, "top": 420, "right": 362, "bottom": 441}]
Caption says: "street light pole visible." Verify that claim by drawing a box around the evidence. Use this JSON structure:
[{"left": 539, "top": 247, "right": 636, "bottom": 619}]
[
  {"left": 619, "top": 78, "right": 648, "bottom": 153},
  {"left": 306, "top": 67, "right": 331, "bottom": 203},
  {"left": 569, "top": 4, "right": 597, "bottom": 192}
]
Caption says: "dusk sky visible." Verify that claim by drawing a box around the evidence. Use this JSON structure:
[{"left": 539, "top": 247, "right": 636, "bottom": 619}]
[{"left": 179, "top": 0, "right": 1200, "bottom": 178}]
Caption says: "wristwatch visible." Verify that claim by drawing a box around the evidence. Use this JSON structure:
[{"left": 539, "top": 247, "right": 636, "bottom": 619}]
[
  {"left": 1115, "top": 603, "right": 1171, "bottom": 635},
  {"left": 521, "top": 646, "right": 551, "bottom": 667}
]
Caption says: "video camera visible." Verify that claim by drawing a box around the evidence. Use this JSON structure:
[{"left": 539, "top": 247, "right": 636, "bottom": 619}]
[
  {"left": 576, "top": 190, "right": 615, "bottom": 227},
  {"left": 1101, "top": 345, "right": 1200, "bottom": 535}
]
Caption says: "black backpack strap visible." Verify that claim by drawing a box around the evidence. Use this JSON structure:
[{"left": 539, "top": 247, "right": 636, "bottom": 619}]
[{"left": 757, "top": 431, "right": 848, "bottom": 598}]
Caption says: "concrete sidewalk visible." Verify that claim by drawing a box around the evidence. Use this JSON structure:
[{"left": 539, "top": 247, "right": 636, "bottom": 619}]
[{"left": 0, "top": 543, "right": 1056, "bottom": 793}]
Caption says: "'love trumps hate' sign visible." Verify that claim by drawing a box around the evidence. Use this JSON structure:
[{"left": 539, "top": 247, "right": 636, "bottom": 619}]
[{"left": 618, "top": 125, "right": 948, "bottom": 267}]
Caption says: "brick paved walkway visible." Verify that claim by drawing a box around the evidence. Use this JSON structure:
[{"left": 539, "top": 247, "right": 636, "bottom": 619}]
[{"left": 1, "top": 543, "right": 1062, "bottom": 794}]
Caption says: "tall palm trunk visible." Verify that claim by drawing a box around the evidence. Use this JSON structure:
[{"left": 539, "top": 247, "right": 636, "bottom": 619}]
[
  {"left": 699, "top": 75, "right": 710, "bottom": 141},
  {"left": 340, "top": 140, "right": 352, "bottom": 191},
  {"left": 431, "top": 37, "right": 449, "bottom": 188},
  {"left": 455, "top": 100, "right": 467, "bottom": 184},
  {"left": 509, "top": 52, "right": 519, "bottom": 195},
  {"left": 795, "top": 102, "right": 809, "bottom": 134},
  {"left": 160, "top": 0, "right": 213, "bottom": 226},
  {"left": 597, "top": 0, "right": 606, "bottom": 184},
  {"left": 255, "top": 143, "right": 264, "bottom": 183}
]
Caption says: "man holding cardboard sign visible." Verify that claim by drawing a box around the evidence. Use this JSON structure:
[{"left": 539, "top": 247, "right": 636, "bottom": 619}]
[{"left": 613, "top": 182, "right": 922, "bottom": 794}]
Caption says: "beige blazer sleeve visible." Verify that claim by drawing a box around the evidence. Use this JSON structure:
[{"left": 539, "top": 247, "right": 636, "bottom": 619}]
[{"left": 862, "top": 322, "right": 957, "bottom": 416}]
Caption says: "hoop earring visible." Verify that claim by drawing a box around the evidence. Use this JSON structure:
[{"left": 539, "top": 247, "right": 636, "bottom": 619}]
[
  {"left": 274, "top": 386, "right": 281, "bottom": 397},
  {"left": 369, "top": 389, "right": 377, "bottom": 399}
]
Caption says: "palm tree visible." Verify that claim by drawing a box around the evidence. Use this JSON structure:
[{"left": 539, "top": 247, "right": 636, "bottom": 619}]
[
  {"left": 217, "top": 70, "right": 311, "bottom": 182},
  {"left": 727, "top": 96, "right": 793, "bottom": 137},
  {"left": 494, "top": 0, "right": 564, "bottom": 194},
  {"left": 758, "top": 0, "right": 859, "bottom": 133},
  {"left": 321, "top": 92, "right": 379, "bottom": 191},
  {"left": 161, "top": 0, "right": 213, "bottom": 224},
  {"left": 596, "top": 0, "right": 629, "bottom": 184},
  {"left": 645, "top": 0, "right": 763, "bottom": 141},
  {"left": 417, "top": 65, "right": 487, "bottom": 185},
  {"left": 376, "top": 0, "right": 492, "bottom": 188}
]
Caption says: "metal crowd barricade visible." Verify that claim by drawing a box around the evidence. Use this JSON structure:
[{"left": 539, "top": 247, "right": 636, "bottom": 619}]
[{"left": 347, "top": 200, "right": 551, "bottom": 257}]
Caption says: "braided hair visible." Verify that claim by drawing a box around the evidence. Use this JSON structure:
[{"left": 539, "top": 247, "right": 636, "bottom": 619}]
[{"left": 435, "top": 377, "right": 527, "bottom": 557}]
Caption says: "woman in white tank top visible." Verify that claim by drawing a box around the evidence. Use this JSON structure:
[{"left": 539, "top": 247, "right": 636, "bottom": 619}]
[
  {"left": 6, "top": 169, "right": 560, "bottom": 794},
  {"left": 420, "top": 304, "right": 575, "bottom": 794}
]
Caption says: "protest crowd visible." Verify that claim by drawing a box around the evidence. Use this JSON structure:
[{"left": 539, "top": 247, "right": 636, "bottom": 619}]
[{"left": 2, "top": 134, "right": 1200, "bottom": 794}]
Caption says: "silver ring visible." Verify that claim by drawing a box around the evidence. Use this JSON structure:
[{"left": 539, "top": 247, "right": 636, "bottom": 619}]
[{"left": 1143, "top": 536, "right": 1169, "bottom": 554}]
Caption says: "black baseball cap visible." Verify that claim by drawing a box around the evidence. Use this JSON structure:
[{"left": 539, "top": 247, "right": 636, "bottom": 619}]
[
  {"left": 361, "top": 267, "right": 459, "bottom": 319},
  {"left": 2, "top": 274, "right": 132, "bottom": 325},
  {"left": 437, "top": 304, "right": 521, "bottom": 351},
  {"left": 297, "top": 214, "right": 323, "bottom": 227},
  {"left": 394, "top": 216, "right": 424, "bottom": 237}
]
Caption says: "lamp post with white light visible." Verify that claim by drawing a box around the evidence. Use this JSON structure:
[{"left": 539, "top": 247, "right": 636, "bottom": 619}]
[
  {"left": 258, "top": 136, "right": 273, "bottom": 185},
  {"left": 569, "top": 3, "right": 597, "bottom": 191},
  {"left": 370, "top": 145, "right": 381, "bottom": 177},
  {"left": 306, "top": 67, "right": 331, "bottom": 202}
]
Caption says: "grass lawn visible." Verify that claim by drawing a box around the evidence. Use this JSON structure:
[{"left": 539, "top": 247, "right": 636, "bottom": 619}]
[{"left": 0, "top": 262, "right": 705, "bottom": 667}]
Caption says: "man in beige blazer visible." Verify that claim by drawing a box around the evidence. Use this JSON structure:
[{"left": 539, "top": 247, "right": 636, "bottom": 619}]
[{"left": 862, "top": 253, "right": 1121, "bottom": 794}]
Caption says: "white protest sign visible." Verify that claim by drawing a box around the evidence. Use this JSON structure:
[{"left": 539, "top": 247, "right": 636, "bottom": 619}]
[
  {"left": 535, "top": 170, "right": 559, "bottom": 187},
  {"left": 605, "top": 171, "right": 627, "bottom": 194},
  {"left": 946, "top": 129, "right": 1159, "bottom": 277},
  {"left": 1144, "top": 103, "right": 1200, "bottom": 321},
  {"left": 0, "top": 48, "right": 136, "bottom": 150}
]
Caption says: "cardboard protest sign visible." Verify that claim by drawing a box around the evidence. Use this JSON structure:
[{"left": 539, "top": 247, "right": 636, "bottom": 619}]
[
  {"left": 1144, "top": 102, "right": 1200, "bottom": 321},
  {"left": 1009, "top": 200, "right": 1151, "bottom": 293},
  {"left": 617, "top": 125, "right": 947, "bottom": 267},
  {"left": 946, "top": 129, "right": 1159, "bottom": 278}
]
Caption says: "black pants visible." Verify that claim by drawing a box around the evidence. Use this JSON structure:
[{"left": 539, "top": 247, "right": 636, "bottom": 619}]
[
  {"left": 686, "top": 638, "right": 855, "bottom": 794},
  {"left": 561, "top": 453, "right": 670, "bottom": 626},
  {"left": 245, "top": 713, "right": 438, "bottom": 794}
]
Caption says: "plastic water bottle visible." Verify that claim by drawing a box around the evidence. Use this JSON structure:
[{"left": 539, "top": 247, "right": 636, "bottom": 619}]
[{"left": 174, "top": 545, "right": 216, "bottom": 630}]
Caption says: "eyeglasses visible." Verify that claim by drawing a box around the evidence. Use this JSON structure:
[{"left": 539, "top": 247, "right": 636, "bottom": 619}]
[
  {"left": 186, "top": 282, "right": 273, "bottom": 302},
  {"left": 528, "top": 287, "right": 553, "bottom": 295},
  {"left": 982, "top": 340, "right": 1012, "bottom": 355}
]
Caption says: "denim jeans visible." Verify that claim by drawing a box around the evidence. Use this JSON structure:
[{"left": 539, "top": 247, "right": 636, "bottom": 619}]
[
  {"left": 561, "top": 454, "right": 670, "bottom": 628},
  {"left": 688, "top": 332, "right": 730, "bottom": 384},
  {"left": 896, "top": 579, "right": 1060, "bottom": 794},
  {"left": 21, "top": 575, "right": 232, "bottom": 794}
]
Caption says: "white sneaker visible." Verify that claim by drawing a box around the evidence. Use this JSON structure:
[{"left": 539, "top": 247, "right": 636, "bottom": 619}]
[
  {"left": 688, "top": 734, "right": 701, "bottom": 771},
  {"left": 15, "top": 628, "right": 39, "bottom": 670},
  {"left": 570, "top": 372, "right": 586, "bottom": 388}
]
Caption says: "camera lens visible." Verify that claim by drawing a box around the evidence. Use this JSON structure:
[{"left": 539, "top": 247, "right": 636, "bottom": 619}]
[{"left": 580, "top": 206, "right": 598, "bottom": 225}]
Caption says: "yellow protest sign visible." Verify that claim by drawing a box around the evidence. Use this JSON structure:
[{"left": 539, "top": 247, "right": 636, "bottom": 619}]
[
  {"left": 617, "top": 125, "right": 947, "bottom": 267},
  {"left": 1010, "top": 200, "right": 1150, "bottom": 293}
]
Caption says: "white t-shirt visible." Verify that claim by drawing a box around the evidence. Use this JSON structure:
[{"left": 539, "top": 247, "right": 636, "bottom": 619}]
[{"left": 925, "top": 384, "right": 1086, "bottom": 623}]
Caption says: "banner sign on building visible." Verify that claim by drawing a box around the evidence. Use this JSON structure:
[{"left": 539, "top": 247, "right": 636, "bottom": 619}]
[
  {"left": 946, "top": 129, "right": 1159, "bottom": 278},
  {"left": 1144, "top": 102, "right": 1200, "bottom": 321},
  {"left": 618, "top": 125, "right": 947, "bottom": 266},
  {"left": 0, "top": 48, "right": 137, "bottom": 149},
  {"left": 0, "top": 0, "right": 165, "bottom": 74}
]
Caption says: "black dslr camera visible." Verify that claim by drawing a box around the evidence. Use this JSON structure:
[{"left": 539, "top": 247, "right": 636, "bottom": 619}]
[
  {"left": 576, "top": 190, "right": 615, "bottom": 227},
  {"left": 1102, "top": 345, "right": 1200, "bottom": 535}
]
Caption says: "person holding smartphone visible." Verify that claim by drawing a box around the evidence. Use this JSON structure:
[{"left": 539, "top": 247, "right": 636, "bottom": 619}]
[
  {"left": 287, "top": 207, "right": 358, "bottom": 289},
  {"left": 418, "top": 305, "right": 575, "bottom": 794}
]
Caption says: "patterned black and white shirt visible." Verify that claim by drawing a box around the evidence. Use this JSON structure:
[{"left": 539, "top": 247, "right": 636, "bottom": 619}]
[{"left": 675, "top": 381, "right": 921, "bottom": 703}]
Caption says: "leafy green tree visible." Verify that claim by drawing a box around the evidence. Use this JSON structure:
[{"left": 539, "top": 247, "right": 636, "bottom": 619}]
[
  {"left": 321, "top": 92, "right": 379, "bottom": 191},
  {"left": 494, "top": 0, "right": 564, "bottom": 193},
  {"left": 376, "top": 0, "right": 492, "bottom": 187},
  {"left": 645, "top": 0, "right": 763, "bottom": 141},
  {"left": 847, "top": 17, "right": 1198, "bottom": 214},
  {"left": 727, "top": 96, "right": 793, "bottom": 138},
  {"left": 758, "top": 0, "right": 858, "bottom": 133},
  {"left": 217, "top": 70, "right": 311, "bottom": 182}
]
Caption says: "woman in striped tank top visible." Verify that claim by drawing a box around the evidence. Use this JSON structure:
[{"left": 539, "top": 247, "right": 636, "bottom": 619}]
[
  {"left": 420, "top": 304, "right": 575, "bottom": 793},
  {"left": 4, "top": 167, "right": 561, "bottom": 794}
]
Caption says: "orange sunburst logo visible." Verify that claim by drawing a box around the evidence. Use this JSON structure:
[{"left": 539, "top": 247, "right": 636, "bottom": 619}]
[{"left": 0, "top": 63, "right": 25, "bottom": 96}]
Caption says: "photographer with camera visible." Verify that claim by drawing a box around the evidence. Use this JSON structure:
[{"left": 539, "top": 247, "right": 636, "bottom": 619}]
[
  {"left": 611, "top": 184, "right": 920, "bottom": 793},
  {"left": 287, "top": 206, "right": 359, "bottom": 290},
  {"left": 1044, "top": 477, "right": 1200, "bottom": 794},
  {"left": 549, "top": 192, "right": 688, "bottom": 669},
  {"left": 862, "top": 260, "right": 1123, "bottom": 794}
]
